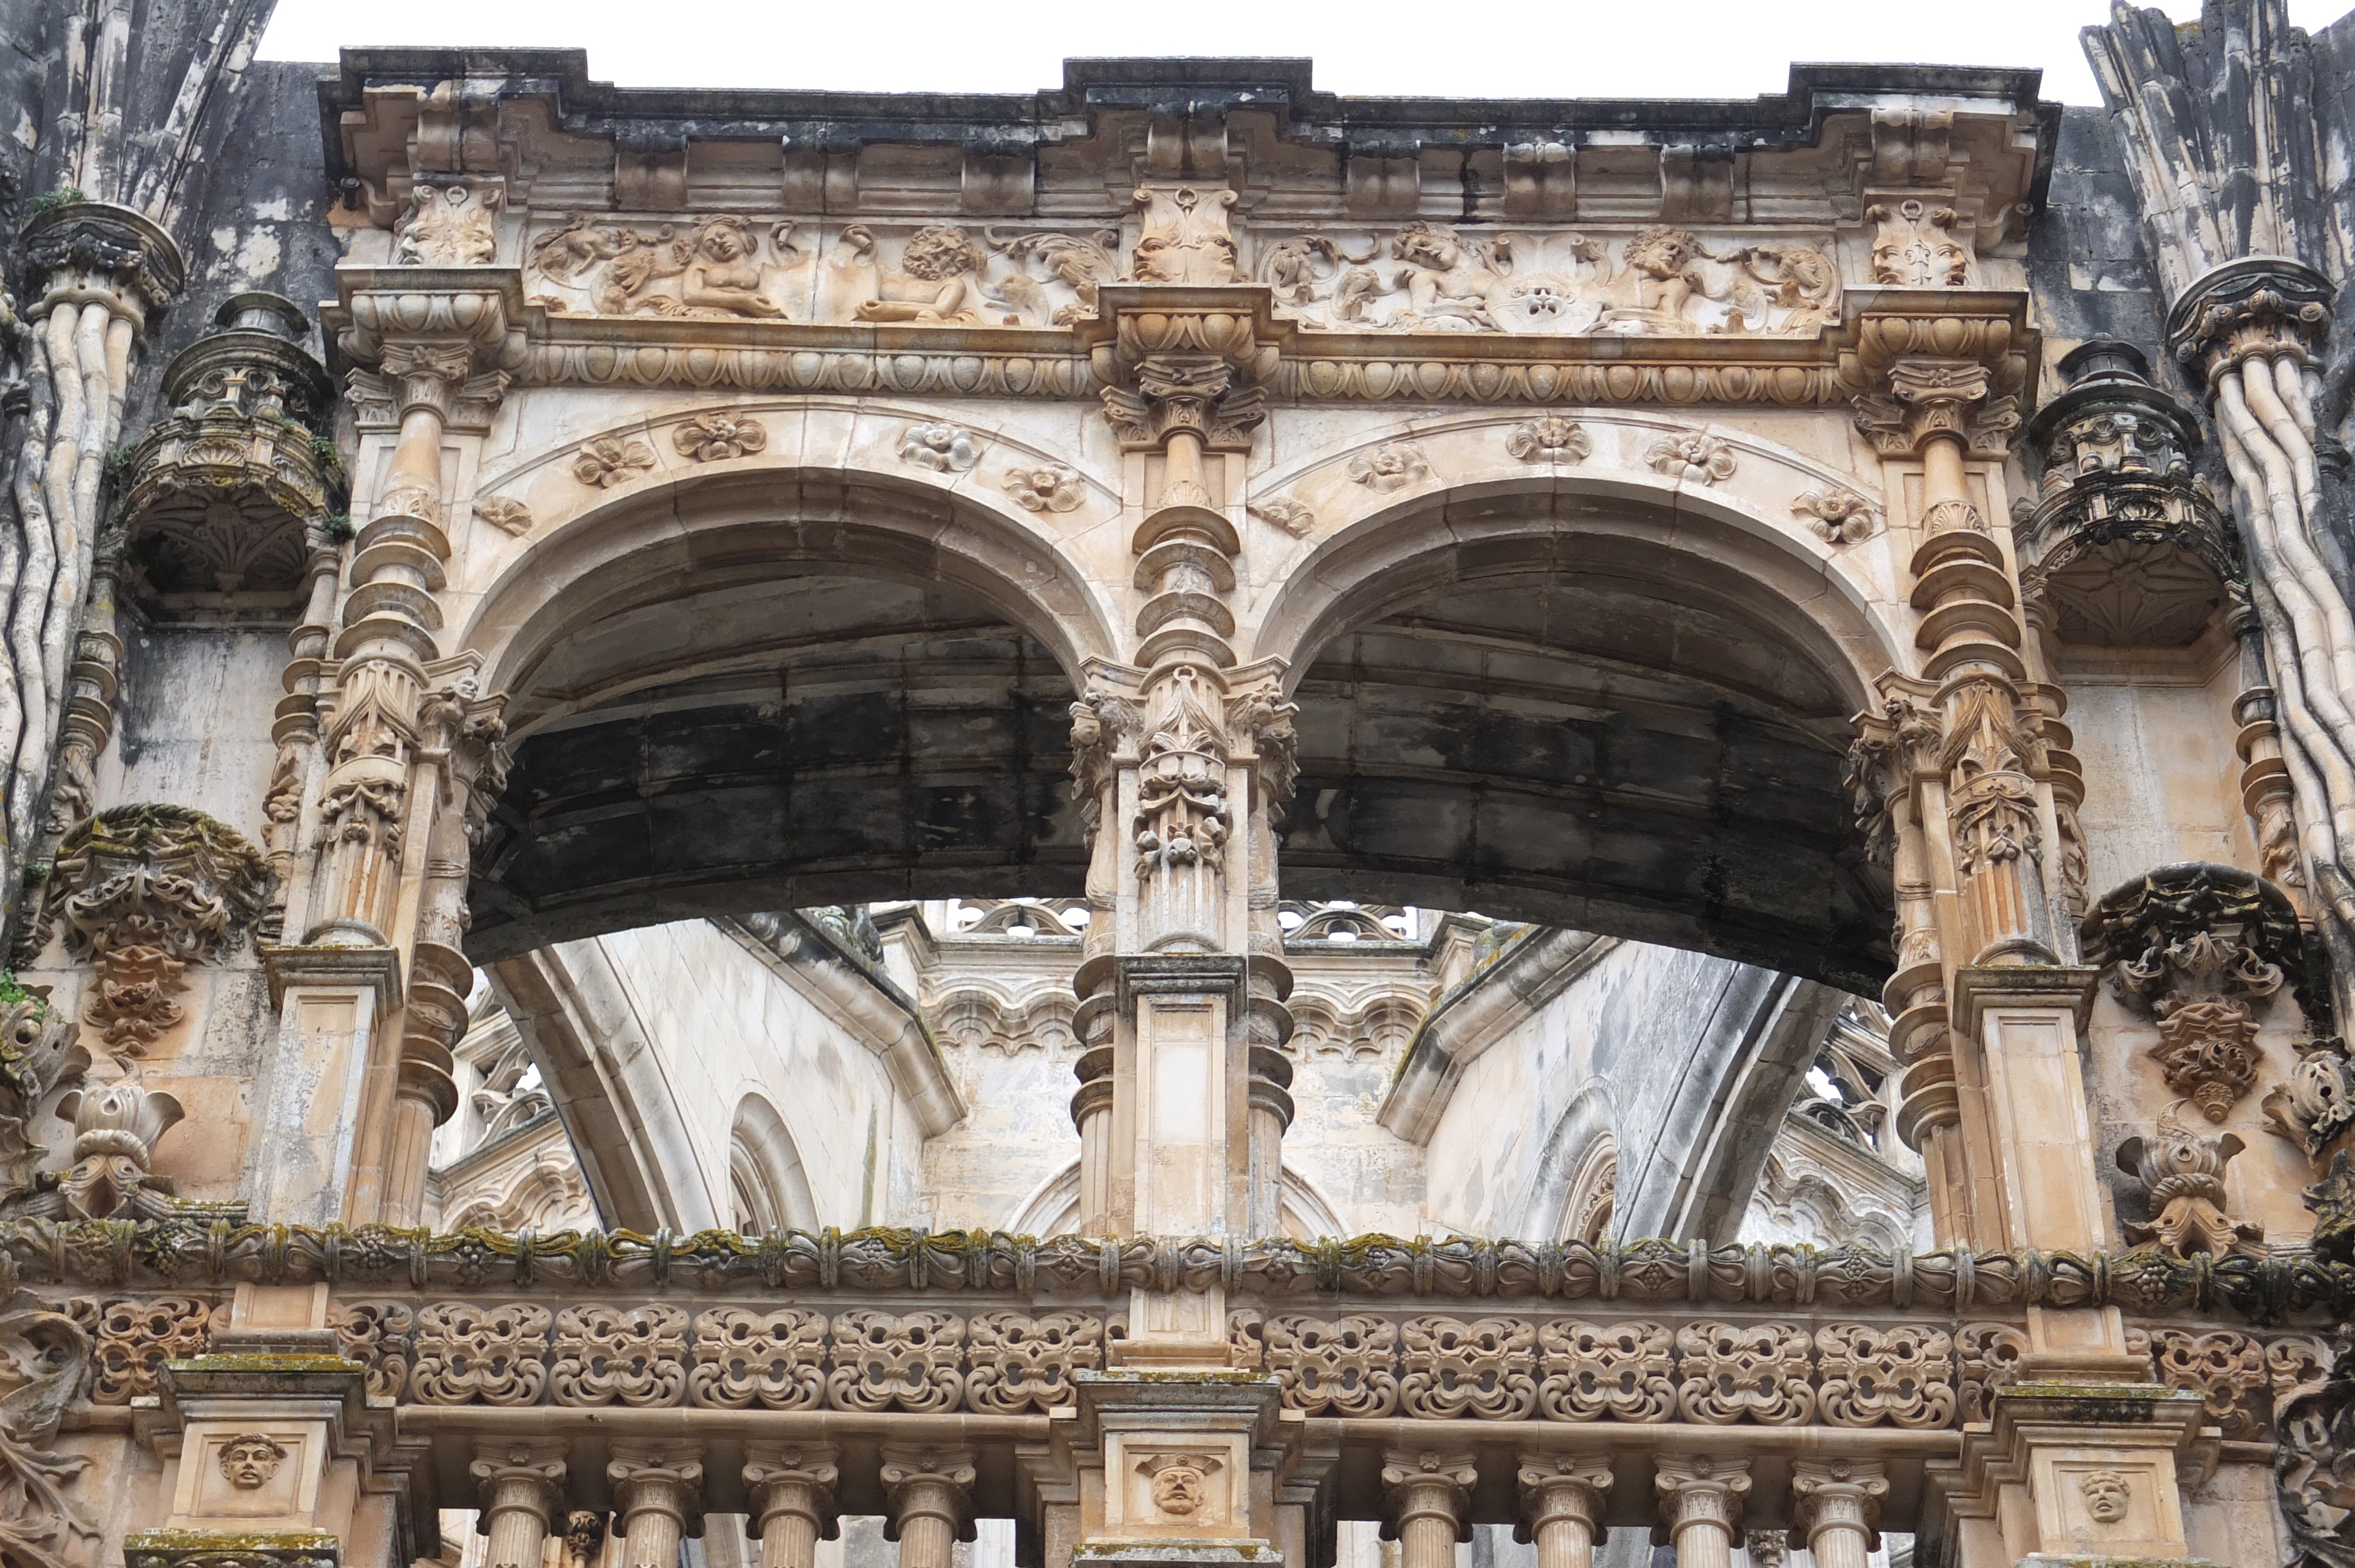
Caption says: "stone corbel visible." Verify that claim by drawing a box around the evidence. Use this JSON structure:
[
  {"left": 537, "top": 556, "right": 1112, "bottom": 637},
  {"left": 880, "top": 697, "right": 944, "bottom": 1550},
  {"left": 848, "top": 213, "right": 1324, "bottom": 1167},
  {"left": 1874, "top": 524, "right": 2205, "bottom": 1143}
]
[
  {"left": 2081, "top": 862, "right": 2310, "bottom": 1122},
  {"left": 22, "top": 804, "right": 268, "bottom": 1059}
]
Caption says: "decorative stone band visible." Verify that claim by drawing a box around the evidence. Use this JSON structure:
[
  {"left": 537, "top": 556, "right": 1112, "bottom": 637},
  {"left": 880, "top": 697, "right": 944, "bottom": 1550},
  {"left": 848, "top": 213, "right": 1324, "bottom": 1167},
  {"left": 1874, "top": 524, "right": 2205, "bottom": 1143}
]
[
  {"left": 321, "top": 1302, "right": 2346, "bottom": 1437},
  {"left": 123, "top": 1530, "right": 341, "bottom": 1568},
  {"left": 2, "top": 1221, "right": 2348, "bottom": 1323},
  {"left": 52, "top": 1290, "right": 2334, "bottom": 1440},
  {"left": 363, "top": 271, "right": 2024, "bottom": 409}
]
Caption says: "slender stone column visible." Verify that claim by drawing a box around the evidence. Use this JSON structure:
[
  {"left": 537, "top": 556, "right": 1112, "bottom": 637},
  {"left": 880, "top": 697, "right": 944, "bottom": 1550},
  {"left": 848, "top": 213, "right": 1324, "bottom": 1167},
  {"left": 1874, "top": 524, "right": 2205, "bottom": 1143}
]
[
  {"left": 608, "top": 1441, "right": 704, "bottom": 1568},
  {"left": 1789, "top": 1459, "right": 1885, "bottom": 1568},
  {"left": 1380, "top": 1450, "right": 1475, "bottom": 1568},
  {"left": 880, "top": 1444, "right": 974, "bottom": 1568},
  {"left": 0, "top": 203, "right": 181, "bottom": 910},
  {"left": 471, "top": 1440, "right": 568, "bottom": 1568},
  {"left": 1651, "top": 1454, "right": 1749, "bottom": 1568},
  {"left": 1515, "top": 1454, "right": 1611, "bottom": 1568},
  {"left": 744, "top": 1444, "right": 838, "bottom": 1568}
]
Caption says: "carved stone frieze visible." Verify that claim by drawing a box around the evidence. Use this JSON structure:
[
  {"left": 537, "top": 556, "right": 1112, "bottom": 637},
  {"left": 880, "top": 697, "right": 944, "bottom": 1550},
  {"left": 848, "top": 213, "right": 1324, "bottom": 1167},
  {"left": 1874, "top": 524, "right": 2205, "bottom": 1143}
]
[
  {"left": 28, "top": 806, "right": 268, "bottom": 1056},
  {"left": 1255, "top": 222, "right": 1835, "bottom": 336},
  {"left": 530, "top": 213, "right": 798, "bottom": 318},
  {"left": 841, "top": 224, "right": 986, "bottom": 324},
  {"left": 2019, "top": 341, "right": 2234, "bottom": 647},
  {"left": 2, "top": 1220, "right": 2345, "bottom": 1322},
  {"left": 2083, "top": 862, "right": 2310, "bottom": 1119}
]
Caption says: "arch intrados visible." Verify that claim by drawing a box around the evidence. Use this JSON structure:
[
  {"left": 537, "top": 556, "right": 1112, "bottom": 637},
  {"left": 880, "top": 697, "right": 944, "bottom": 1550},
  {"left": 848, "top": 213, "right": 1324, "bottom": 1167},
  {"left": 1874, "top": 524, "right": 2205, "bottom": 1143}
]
[
  {"left": 459, "top": 466, "right": 1118, "bottom": 730},
  {"left": 1253, "top": 477, "right": 1896, "bottom": 714}
]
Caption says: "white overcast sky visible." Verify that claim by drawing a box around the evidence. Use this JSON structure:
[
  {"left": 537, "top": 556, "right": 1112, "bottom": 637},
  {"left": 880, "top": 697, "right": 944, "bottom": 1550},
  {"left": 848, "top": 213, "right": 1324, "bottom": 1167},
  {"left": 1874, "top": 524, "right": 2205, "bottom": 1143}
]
[{"left": 258, "top": 0, "right": 2353, "bottom": 107}]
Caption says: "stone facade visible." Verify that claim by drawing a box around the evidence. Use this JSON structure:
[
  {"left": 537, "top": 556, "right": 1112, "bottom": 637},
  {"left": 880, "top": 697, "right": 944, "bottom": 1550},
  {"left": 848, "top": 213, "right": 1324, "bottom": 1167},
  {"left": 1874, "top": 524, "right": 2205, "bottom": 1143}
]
[{"left": 3, "top": 3, "right": 2355, "bottom": 1566}]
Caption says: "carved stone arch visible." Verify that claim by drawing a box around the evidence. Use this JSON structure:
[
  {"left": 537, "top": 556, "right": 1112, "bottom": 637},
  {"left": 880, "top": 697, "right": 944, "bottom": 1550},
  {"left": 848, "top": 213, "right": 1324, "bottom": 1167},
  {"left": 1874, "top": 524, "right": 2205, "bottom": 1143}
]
[
  {"left": 728, "top": 1092, "right": 818, "bottom": 1234},
  {"left": 466, "top": 396, "right": 1121, "bottom": 590},
  {"left": 1007, "top": 1157, "right": 1346, "bottom": 1240},
  {"left": 1243, "top": 477, "right": 1905, "bottom": 990},
  {"left": 1240, "top": 414, "right": 1898, "bottom": 626},
  {"left": 449, "top": 463, "right": 1125, "bottom": 958},
  {"left": 1517, "top": 1087, "right": 1618, "bottom": 1243}
]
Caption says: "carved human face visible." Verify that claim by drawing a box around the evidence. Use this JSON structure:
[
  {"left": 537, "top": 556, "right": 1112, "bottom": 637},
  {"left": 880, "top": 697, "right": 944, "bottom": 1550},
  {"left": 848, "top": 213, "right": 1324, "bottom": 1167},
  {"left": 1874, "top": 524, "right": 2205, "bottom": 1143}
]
[
  {"left": 2080, "top": 1470, "right": 2130, "bottom": 1523},
  {"left": 219, "top": 1434, "right": 287, "bottom": 1490},
  {"left": 702, "top": 224, "right": 746, "bottom": 261},
  {"left": 1150, "top": 1462, "right": 1206, "bottom": 1517},
  {"left": 1398, "top": 227, "right": 1460, "bottom": 268},
  {"left": 1627, "top": 227, "right": 1693, "bottom": 277},
  {"left": 901, "top": 226, "right": 977, "bottom": 281}
]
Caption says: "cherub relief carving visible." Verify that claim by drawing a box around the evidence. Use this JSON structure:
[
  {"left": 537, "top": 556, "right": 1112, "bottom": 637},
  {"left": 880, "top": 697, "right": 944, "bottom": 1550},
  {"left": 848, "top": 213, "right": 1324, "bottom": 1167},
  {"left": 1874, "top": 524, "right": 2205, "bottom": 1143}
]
[
  {"left": 1255, "top": 222, "right": 1836, "bottom": 337},
  {"left": 527, "top": 215, "right": 797, "bottom": 319},
  {"left": 985, "top": 230, "right": 1118, "bottom": 325},
  {"left": 1389, "top": 223, "right": 1512, "bottom": 331},
  {"left": 842, "top": 225, "right": 987, "bottom": 324}
]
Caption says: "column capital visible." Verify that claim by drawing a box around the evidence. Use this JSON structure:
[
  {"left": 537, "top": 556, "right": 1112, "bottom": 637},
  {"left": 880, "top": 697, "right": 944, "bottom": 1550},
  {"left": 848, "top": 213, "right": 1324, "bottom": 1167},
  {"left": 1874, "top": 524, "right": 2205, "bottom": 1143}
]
[
  {"left": 880, "top": 1443, "right": 977, "bottom": 1544},
  {"left": 19, "top": 200, "right": 184, "bottom": 322},
  {"left": 1651, "top": 1453, "right": 1750, "bottom": 1540},
  {"left": 607, "top": 1441, "right": 705, "bottom": 1539},
  {"left": 1380, "top": 1448, "right": 1477, "bottom": 1543},
  {"left": 1838, "top": 295, "right": 2032, "bottom": 459},
  {"left": 470, "top": 1436, "right": 568, "bottom": 1500},
  {"left": 2166, "top": 254, "right": 2332, "bottom": 386},
  {"left": 1514, "top": 1453, "right": 1612, "bottom": 1543},
  {"left": 1788, "top": 1457, "right": 1887, "bottom": 1546}
]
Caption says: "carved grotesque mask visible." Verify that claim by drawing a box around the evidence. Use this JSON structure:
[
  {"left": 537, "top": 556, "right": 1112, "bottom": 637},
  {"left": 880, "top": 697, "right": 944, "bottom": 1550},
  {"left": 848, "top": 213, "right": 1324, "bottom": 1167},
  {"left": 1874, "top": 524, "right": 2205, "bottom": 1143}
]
[
  {"left": 219, "top": 1433, "right": 287, "bottom": 1490},
  {"left": 2080, "top": 1469, "right": 2130, "bottom": 1523}
]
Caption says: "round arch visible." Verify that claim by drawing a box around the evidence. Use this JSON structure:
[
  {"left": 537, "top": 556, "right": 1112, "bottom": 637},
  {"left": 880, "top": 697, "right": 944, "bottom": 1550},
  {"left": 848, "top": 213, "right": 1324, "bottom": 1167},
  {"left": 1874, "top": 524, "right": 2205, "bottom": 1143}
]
[
  {"left": 1246, "top": 473, "right": 1905, "bottom": 991},
  {"left": 453, "top": 464, "right": 1122, "bottom": 959},
  {"left": 728, "top": 1092, "right": 819, "bottom": 1234}
]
